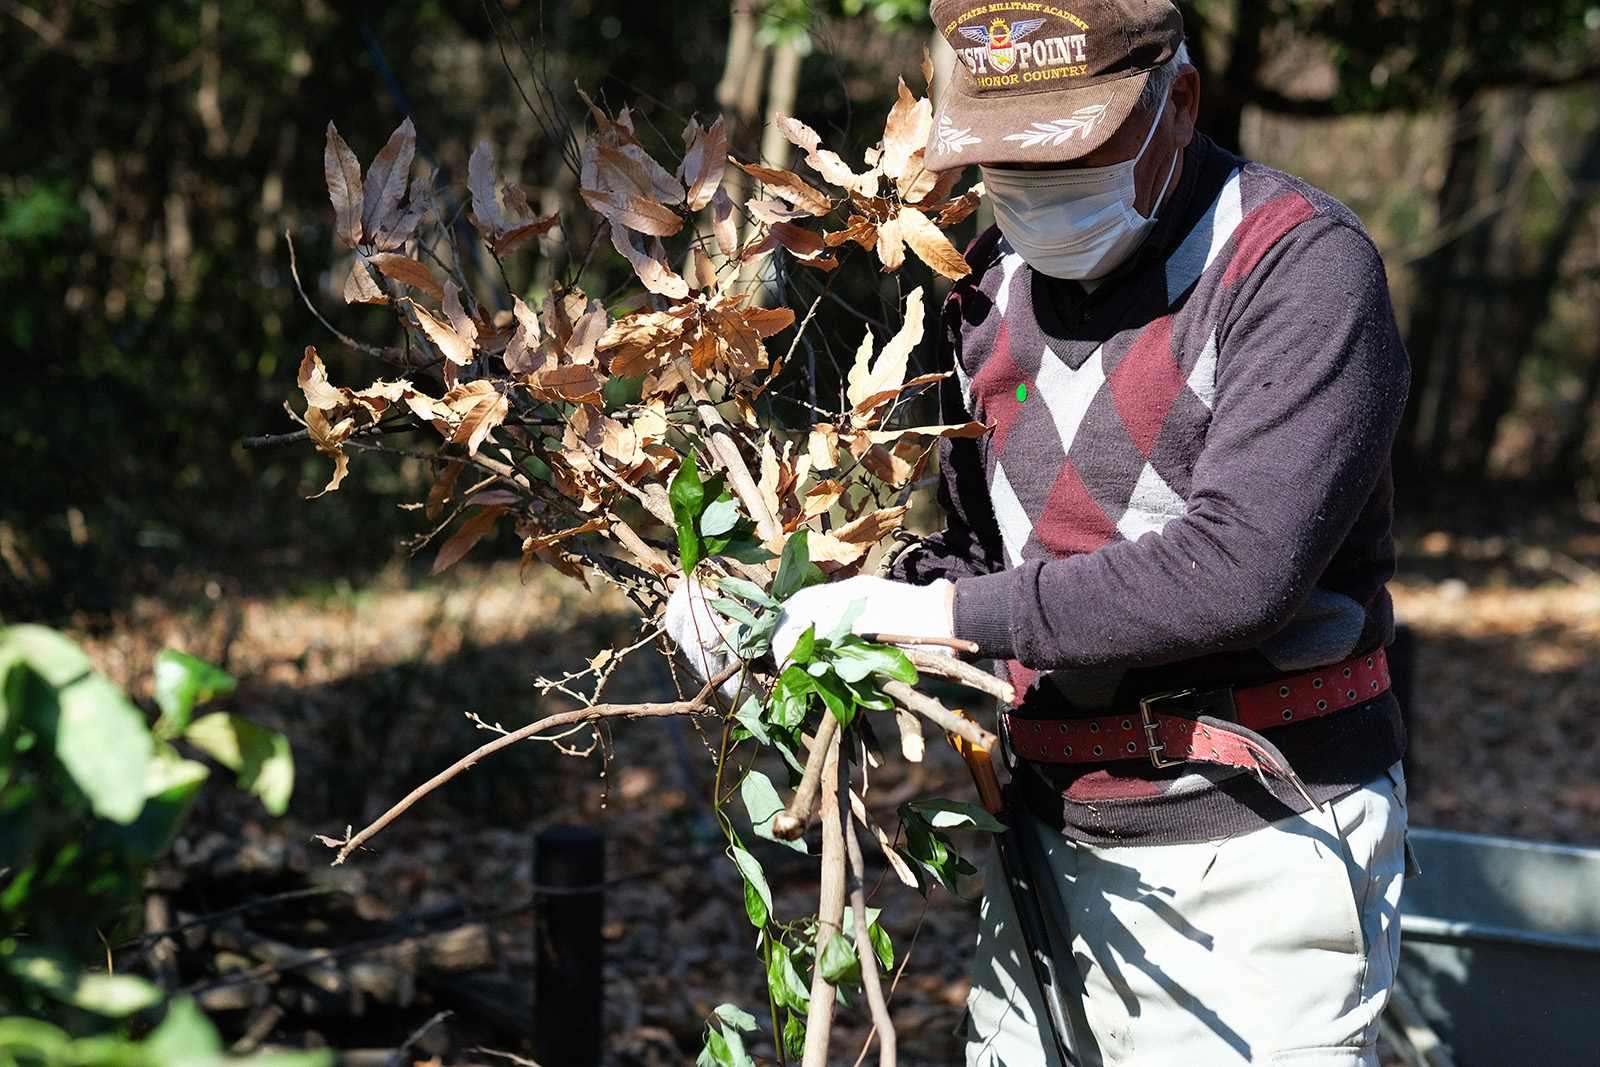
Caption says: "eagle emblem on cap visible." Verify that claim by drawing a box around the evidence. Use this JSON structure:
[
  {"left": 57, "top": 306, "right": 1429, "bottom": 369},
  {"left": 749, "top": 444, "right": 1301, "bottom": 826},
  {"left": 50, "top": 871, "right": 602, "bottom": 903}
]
[{"left": 960, "top": 17, "right": 1045, "bottom": 74}]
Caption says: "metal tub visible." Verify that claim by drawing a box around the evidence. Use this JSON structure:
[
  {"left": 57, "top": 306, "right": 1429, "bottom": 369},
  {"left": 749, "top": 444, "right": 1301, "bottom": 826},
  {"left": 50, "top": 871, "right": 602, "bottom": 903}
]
[{"left": 1388, "top": 826, "right": 1600, "bottom": 1066}]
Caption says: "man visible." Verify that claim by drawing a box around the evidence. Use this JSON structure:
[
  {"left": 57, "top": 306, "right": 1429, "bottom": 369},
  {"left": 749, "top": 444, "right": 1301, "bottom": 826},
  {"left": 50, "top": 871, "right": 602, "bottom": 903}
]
[{"left": 765, "top": 1, "right": 1414, "bottom": 1063}]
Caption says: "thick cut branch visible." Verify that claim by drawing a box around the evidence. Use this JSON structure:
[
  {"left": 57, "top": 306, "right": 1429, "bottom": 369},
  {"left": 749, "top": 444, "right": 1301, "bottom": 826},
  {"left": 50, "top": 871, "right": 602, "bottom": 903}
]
[
  {"left": 881, "top": 680, "right": 998, "bottom": 751},
  {"left": 801, "top": 730, "right": 845, "bottom": 1067},
  {"left": 772, "top": 713, "right": 840, "bottom": 841},
  {"left": 902, "top": 650, "right": 1015, "bottom": 705}
]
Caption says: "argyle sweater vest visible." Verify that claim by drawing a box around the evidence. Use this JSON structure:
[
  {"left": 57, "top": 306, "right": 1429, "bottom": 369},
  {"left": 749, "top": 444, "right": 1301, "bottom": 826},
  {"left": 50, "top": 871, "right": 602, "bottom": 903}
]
[{"left": 896, "top": 136, "right": 1409, "bottom": 842}]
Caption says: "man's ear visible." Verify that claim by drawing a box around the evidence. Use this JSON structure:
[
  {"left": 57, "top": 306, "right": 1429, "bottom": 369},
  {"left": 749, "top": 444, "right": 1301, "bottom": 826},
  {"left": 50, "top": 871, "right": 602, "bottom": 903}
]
[{"left": 1171, "top": 66, "right": 1200, "bottom": 150}]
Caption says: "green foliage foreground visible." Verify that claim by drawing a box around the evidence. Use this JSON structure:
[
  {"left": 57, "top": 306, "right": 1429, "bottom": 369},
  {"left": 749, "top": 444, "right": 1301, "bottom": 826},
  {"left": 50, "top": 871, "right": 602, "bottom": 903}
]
[{"left": 0, "top": 626, "right": 324, "bottom": 1067}]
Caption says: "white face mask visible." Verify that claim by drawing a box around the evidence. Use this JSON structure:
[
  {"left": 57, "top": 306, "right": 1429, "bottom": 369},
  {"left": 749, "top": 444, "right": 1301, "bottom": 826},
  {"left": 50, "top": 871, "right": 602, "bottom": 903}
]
[{"left": 980, "top": 91, "right": 1179, "bottom": 281}]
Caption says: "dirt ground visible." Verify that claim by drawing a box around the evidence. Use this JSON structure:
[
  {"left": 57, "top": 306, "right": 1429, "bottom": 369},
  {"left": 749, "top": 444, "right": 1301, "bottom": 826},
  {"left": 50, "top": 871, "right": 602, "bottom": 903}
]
[{"left": 70, "top": 516, "right": 1600, "bottom": 1065}]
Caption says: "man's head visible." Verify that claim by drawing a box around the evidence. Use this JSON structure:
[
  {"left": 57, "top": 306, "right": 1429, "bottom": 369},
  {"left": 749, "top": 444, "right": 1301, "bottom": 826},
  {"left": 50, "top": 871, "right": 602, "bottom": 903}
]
[{"left": 925, "top": 0, "right": 1187, "bottom": 172}]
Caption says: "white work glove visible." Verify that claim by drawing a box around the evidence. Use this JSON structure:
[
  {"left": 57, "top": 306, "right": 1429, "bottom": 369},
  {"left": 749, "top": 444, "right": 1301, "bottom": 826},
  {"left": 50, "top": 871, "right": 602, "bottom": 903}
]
[
  {"left": 663, "top": 579, "right": 749, "bottom": 701},
  {"left": 772, "top": 576, "right": 955, "bottom": 664}
]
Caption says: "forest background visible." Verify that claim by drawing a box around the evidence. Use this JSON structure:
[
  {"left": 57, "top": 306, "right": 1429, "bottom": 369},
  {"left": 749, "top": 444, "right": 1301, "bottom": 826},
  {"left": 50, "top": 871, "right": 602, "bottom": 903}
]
[{"left": 5, "top": 0, "right": 1600, "bottom": 1063}]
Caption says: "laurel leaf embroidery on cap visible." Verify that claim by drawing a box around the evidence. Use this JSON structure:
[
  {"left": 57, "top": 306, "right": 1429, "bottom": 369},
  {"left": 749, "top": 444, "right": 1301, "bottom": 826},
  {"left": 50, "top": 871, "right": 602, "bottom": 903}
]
[
  {"left": 935, "top": 115, "right": 983, "bottom": 153},
  {"left": 1002, "top": 103, "right": 1111, "bottom": 146}
]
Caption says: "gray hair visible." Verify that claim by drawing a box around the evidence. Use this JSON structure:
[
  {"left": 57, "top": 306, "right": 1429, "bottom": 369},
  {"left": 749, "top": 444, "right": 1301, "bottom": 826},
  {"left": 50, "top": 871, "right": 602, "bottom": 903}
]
[{"left": 1136, "top": 41, "right": 1192, "bottom": 114}]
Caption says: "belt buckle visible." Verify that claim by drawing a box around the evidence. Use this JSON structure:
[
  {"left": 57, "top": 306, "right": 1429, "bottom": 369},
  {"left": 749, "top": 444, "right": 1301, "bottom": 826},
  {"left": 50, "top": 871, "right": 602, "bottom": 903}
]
[{"left": 1138, "top": 686, "right": 1239, "bottom": 770}]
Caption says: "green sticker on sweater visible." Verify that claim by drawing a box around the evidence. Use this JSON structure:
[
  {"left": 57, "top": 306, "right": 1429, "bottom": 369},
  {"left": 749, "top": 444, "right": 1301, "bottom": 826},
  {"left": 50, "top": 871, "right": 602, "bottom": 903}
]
[{"left": 1016, "top": 382, "right": 1028, "bottom": 403}]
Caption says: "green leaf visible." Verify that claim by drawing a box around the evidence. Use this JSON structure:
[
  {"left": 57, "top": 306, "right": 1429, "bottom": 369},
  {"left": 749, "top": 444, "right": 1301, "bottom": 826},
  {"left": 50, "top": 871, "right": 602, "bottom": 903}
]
[
  {"left": 143, "top": 997, "right": 223, "bottom": 1066},
  {"left": 4, "top": 624, "right": 93, "bottom": 687},
  {"left": 812, "top": 671, "right": 856, "bottom": 726},
  {"left": 729, "top": 843, "right": 772, "bottom": 929},
  {"left": 153, "top": 650, "right": 236, "bottom": 735},
  {"left": 869, "top": 920, "right": 895, "bottom": 973},
  {"left": 183, "top": 713, "right": 294, "bottom": 815},
  {"left": 700, "top": 495, "right": 741, "bottom": 537},
  {"left": 787, "top": 624, "right": 816, "bottom": 666},
  {"left": 57, "top": 673, "right": 153, "bottom": 824},
  {"left": 831, "top": 641, "right": 917, "bottom": 685},
  {"left": 905, "top": 798, "right": 1007, "bottom": 834},
  {"left": 72, "top": 974, "right": 164, "bottom": 1016},
  {"left": 772, "top": 530, "right": 826, "bottom": 601},
  {"left": 740, "top": 769, "right": 805, "bottom": 853},
  {"left": 670, "top": 458, "right": 707, "bottom": 574},
  {"left": 0, "top": 1018, "right": 70, "bottom": 1057},
  {"left": 713, "top": 576, "right": 779, "bottom": 607},
  {"left": 783, "top": 1012, "right": 806, "bottom": 1060},
  {"left": 711, "top": 1003, "right": 758, "bottom": 1031},
  {"left": 766, "top": 944, "right": 811, "bottom": 1012},
  {"left": 817, "top": 930, "right": 860, "bottom": 985}
]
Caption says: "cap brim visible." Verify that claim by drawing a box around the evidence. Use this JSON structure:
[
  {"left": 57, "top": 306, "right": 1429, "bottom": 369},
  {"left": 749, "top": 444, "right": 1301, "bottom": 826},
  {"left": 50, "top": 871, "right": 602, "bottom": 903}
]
[{"left": 925, "top": 69, "right": 1151, "bottom": 172}]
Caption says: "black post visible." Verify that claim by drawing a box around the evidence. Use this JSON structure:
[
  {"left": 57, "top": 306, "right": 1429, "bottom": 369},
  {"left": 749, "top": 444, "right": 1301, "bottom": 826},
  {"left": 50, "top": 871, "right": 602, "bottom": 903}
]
[{"left": 534, "top": 825, "right": 605, "bottom": 1067}]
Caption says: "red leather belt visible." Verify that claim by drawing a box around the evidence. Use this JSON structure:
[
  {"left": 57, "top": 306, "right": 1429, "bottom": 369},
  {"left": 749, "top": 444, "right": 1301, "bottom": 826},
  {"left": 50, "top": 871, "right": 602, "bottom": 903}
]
[{"left": 1002, "top": 649, "right": 1392, "bottom": 806}]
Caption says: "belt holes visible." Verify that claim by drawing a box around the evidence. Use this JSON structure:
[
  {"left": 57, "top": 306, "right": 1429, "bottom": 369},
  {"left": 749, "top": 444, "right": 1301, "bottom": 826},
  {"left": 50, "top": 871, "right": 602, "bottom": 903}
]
[
  {"left": 1371, "top": 680, "right": 1379, "bottom": 690},
  {"left": 1089, "top": 722, "right": 1100, "bottom": 733},
  {"left": 1202, "top": 727, "right": 1212, "bottom": 738},
  {"left": 1347, "top": 688, "right": 1357, "bottom": 700},
  {"left": 1058, "top": 723, "right": 1068, "bottom": 734},
  {"left": 1278, "top": 685, "right": 1290, "bottom": 697},
  {"left": 1121, "top": 719, "right": 1133, "bottom": 731},
  {"left": 1317, "top": 699, "right": 1328, "bottom": 710},
  {"left": 1312, "top": 678, "right": 1323, "bottom": 689},
  {"left": 1366, "top": 656, "right": 1374, "bottom": 668},
  {"left": 1093, "top": 745, "right": 1103, "bottom": 756},
  {"left": 1125, "top": 742, "right": 1137, "bottom": 753},
  {"left": 1063, "top": 746, "right": 1072, "bottom": 756},
  {"left": 1282, "top": 708, "right": 1293, "bottom": 721},
  {"left": 1185, "top": 744, "right": 1194, "bottom": 754},
  {"left": 1343, "top": 667, "right": 1353, "bottom": 678},
  {"left": 1033, "top": 723, "right": 1042, "bottom": 733}
]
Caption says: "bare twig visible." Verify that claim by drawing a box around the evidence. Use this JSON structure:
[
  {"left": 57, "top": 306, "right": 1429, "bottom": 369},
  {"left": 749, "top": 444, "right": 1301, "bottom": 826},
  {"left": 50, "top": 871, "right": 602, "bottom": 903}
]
[
  {"left": 844, "top": 770, "right": 897, "bottom": 1067},
  {"left": 325, "top": 662, "right": 740, "bottom": 864},
  {"left": 284, "top": 233, "right": 401, "bottom": 358},
  {"left": 676, "top": 357, "right": 783, "bottom": 545}
]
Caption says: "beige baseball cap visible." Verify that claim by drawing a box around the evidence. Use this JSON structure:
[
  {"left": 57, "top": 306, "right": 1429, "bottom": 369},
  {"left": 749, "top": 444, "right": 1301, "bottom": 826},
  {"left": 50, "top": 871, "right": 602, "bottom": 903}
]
[{"left": 925, "top": 0, "right": 1184, "bottom": 171}]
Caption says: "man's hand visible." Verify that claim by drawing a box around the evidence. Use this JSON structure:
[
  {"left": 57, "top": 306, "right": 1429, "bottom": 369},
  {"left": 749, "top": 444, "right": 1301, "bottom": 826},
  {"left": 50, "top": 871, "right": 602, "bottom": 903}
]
[
  {"left": 772, "top": 576, "right": 956, "bottom": 663},
  {"left": 663, "top": 579, "right": 747, "bottom": 701}
]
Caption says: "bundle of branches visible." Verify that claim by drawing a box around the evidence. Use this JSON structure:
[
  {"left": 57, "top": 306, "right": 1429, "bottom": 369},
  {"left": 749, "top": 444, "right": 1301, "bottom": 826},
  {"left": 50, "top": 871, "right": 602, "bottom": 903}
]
[{"left": 273, "top": 55, "right": 1010, "bottom": 1067}]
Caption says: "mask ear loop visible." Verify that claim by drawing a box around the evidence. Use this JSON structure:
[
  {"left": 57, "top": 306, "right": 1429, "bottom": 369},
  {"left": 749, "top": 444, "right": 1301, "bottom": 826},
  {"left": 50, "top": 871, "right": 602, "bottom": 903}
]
[{"left": 1132, "top": 87, "right": 1179, "bottom": 222}]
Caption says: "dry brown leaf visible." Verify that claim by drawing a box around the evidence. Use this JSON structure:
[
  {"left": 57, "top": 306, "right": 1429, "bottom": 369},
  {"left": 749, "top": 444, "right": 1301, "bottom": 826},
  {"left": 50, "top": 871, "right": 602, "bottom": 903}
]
[
  {"left": 847, "top": 287, "right": 924, "bottom": 423},
  {"left": 529, "top": 363, "right": 605, "bottom": 406},
  {"left": 875, "top": 213, "right": 906, "bottom": 272},
  {"left": 324, "top": 123, "right": 363, "bottom": 248},
  {"left": 431, "top": 504, "right": 506, "bottom": 575},
  {"left": 426, "top": 460, "right": 464, "bottom": 520},
  {"left": 771, "top": 223, "right": 838, "bottom": 269},
  {"left": 834, "top": 503, "right": 909, "bottom": 546},
  {"left": 442, "top": 282, "right": 479, "bottom": 348},
  {"left": 372, "top": 177, "right": 427, "bottom": 251},
  {"left": 609, "top": 224, "right": 689, "bottom": 298},
  {"left": 415, "top": 306, "right": 475, "bottom": 367},
  {"left": 803, "top": 479, "right": 846, "bottom": 520},
  {"left": 505, "top": 295, "right": 543, "bottom": 376},
  {"left": 298, "top": 347, "right": 350, "bottom": 411},
  {"left": 776, "top": 114, "right": 866, "bottom": 194},
  {"left": 303, "top": 407, "right": 351, "bottom": 497},
  {"left": 899, "top": 206, "right": 971, "bottom": 280},
  {"left": 746, "top": 198, "right": 817, "bottom": 225},
  {"left": 880, "top": 80, "right": 933, "bottom": 192},
  {"left": 342, "top": 260, "right": 387, "bottom": 304},
  {"left": 711, "top": 186, "right": 738, "bottom": 256},
  {"left": 369, "top": 253, "right": 444, "bottom": 301},
  {"left": 362, "top": 118, "right": 416, "bottom": 245},
  {"left": 681, "top": 115, "right": 727, "bottom": 212},
  {"left": 494, "top": 214, "right": 559, "bottom": 258},
  {"left": 735, "top": 162, "right": 833, "bottom": 216},
  {"left": 600, "top": 307, "right": 693, "bottom": 378},
  {"left": 808, "top": 424, "right": 841, "bottom": 470},
  {"left": 584, "top": 187, "right": 685, "bottom": 237},
  {"left": 743, "top": 305, "right": 795, "bottom": 339},
  {"left": 895, "top": 148, "right": 941, "bottom": 204},
  {"left": 934, "top": 185, "right": 984, "bottom": 226},
  {"left": 443, "top": 381, "right": 509, "bottom": 455},
  {"left": 467, "top": 140, "right": 505, "bottom": 239}
]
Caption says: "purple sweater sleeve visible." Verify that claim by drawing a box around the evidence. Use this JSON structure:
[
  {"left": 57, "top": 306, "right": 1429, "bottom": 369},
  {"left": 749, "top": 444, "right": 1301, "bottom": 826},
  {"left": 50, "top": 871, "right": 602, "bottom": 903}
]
[{"left": 948, "top": 217, "right": 1408, "bottom": 669}]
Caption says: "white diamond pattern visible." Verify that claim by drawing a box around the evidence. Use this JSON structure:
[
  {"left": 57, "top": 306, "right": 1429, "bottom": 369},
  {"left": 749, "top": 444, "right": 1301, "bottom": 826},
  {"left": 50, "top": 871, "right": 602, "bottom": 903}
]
[
  {"left": 1188, "top": 331, "right": 1218, "bottom": 410},
  {"left": 1116, "top": 462, "right": 1188, "bottom": 541},
  {"left": 1165, "top": 169, "right": 1244, "bottom": 305},
  {"left": 1034, "top": 343, "right": 1106, "bottom": 456},
  {"left": 989, "top": 460, "right": 1033, "bottom": 568}
]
